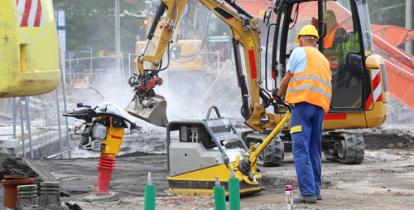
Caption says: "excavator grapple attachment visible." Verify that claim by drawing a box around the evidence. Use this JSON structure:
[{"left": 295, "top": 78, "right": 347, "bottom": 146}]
[{"left": 126, "top": 94, "right": 168, "bottom": 127}]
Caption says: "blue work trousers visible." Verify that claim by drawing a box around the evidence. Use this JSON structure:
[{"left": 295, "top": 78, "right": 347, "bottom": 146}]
[{"left": 291, "top": 102, "right": 324, "bottom": 196}]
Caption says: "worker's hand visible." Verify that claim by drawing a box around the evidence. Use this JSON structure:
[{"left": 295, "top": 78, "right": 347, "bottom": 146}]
[
  {"left": 276, "top": 96, "right": 285, "bottom": 104},
  {"left": 272, "top": 89, "right": 284, "bottom": 104}
]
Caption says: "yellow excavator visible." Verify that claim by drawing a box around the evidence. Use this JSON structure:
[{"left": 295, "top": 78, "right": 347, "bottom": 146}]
[
  {"left": 135, "top": 0, "right": 243, "bottom": 103},
  {"left": 126, "top": 0, "right": 388, "bottom": 195},
  {"left": 135, "top": 0, "right": 220, "bottom": 84}
]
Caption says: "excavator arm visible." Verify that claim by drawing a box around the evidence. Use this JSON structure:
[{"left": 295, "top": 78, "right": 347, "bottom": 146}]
[{"left": 127, "top": 0, "right": 281, "bottom": 131}]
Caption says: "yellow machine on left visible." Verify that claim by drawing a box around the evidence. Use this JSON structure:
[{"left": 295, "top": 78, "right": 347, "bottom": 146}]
[
  {"left": 63, "top": 103, "right": 138, "bottom": 194},
  {"left": 0, "top": 0, "right": 60, "bottom": 98}
]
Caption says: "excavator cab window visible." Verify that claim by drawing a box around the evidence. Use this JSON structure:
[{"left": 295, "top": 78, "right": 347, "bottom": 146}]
[
  {"left": 321, "top": 0, "right": 365, "bottom": 109},
  {"left": 270, "top": 0, "right": 368, "bottom": 112}
]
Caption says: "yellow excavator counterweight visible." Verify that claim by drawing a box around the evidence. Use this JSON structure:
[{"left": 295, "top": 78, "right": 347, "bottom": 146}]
[{"left": 0, "top": 0, "right": 60, "bottom": 98}]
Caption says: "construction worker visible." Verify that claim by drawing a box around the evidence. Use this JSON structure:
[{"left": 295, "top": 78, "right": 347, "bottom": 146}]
[
  {"left": 277, "top": 25, "right": 332, "bottom": 204},
  {"left": 323, "top": 10, "right": 347, "bottom": 71},
  {"left": 325, "top": 10, "right": 358, "bottom": 89},
  {"left": 324, "top": 10, "right": 346, "bottom": 49}
]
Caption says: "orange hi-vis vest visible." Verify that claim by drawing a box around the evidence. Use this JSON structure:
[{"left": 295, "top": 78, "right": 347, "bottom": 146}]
[
  {"left": 324, "top": 25, "right": 341, "bottom": 48},
  {"left": 285, "top": 47, "right": 332, "bottom": 113},
  {"left": 324, "top": 25, "right": 341, "bottom": 69}
]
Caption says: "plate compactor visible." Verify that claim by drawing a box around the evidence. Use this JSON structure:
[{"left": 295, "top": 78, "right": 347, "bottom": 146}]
[{"left": 165, "top": 106, "right": 291, "bottom": 196}]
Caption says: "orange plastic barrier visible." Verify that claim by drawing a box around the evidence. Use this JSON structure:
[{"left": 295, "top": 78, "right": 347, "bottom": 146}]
[
  {"left": 373, "top": 34, "right": 414, "bottom": 110},
  {"left": 372, "top": 25, "right": 414, "bottom": 47}
]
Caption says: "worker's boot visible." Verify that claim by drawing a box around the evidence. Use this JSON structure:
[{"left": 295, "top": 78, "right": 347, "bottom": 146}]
[
  {"left": 293, "top": 194, "right": 317, "bottom": 204},
  {"left": 316, "top": 194, "right": 322, "bottom": 200}
]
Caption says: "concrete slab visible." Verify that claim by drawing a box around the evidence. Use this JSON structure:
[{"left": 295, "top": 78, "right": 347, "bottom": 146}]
[
  {"left": 24, "top": 159, "right": 70, "bottom": 196},
  {"left": 83, "top": 192, "right": 120, "bottom": 202}
]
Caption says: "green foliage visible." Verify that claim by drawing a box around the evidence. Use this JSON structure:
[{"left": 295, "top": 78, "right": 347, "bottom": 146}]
[
  {"left": 52, "top": 0, "right": 412, "bottom": 54},
  {"left": 53, "top": 0, "right": 145, "bottom": 54},
  {"left": 368, "top": 0, "right": 412, "bottom": 26}
]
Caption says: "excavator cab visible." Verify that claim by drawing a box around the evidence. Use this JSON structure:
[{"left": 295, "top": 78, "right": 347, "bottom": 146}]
[{"left": 265, "top": 0, "right": 387, "bottom": 163}]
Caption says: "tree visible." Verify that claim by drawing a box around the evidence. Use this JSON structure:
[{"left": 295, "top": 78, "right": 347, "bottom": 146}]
[
  {"left": 53, "top": 0, "right": 144, "bottom": 55},
  {"left": 368, "top": 0, "right": 407, "bottom": 26}
]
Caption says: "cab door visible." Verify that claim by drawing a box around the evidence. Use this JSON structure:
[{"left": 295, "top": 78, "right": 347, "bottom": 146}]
[
  {"left": 320, "top": 0, "right": 368, "bottom": 111},
  {"left": 267, "top": 0, "right": 369, "bottom": 129},
  {"left": 269, "top": 0, "right": 369, "bottom": 110}
]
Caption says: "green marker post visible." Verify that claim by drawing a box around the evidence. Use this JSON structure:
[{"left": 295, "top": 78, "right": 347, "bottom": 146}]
[
  {"left": 214, "top": 176, "right": 226, "bottom": 210},
  {"left": 144, "top": 172, "right": 156, "bottom": 210},
  {"left": 228, "top": 169, "right": 240, "bottom": 210}
]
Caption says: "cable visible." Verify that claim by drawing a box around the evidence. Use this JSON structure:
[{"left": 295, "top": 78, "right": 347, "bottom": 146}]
[
  {"left": 259, "top": 87, "right": 272, "bottom": 108},
  {"left": 289, "top": 3, "right": 299, "bottom": 30},
  {"left": 240, "top": 104, "right": 250, "bottom": 119},
  {"left": 158, "top": 42, "right": 171, "bottom": 71},
  {"left": 143, "top": 42, "right": 170, "bottom": 73}
]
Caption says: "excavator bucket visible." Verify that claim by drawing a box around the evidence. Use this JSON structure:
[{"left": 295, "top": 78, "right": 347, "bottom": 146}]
[{"left": 126, "top": 94, "right": 168, "bottom": 127}]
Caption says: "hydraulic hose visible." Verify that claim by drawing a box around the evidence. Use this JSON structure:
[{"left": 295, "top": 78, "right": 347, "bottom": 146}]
[{"left": 147, "top": 2, "right": 167, "bottom": 40}]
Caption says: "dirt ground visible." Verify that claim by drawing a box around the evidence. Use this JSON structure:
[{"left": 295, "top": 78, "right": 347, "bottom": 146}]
[{"left": 27, "top": 127, "right": 414, "bottom": 210}]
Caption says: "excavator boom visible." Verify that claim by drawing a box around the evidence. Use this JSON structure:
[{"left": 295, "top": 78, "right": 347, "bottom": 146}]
[{"left": 127, "top": 0, "right": 274, "bottom": 131}]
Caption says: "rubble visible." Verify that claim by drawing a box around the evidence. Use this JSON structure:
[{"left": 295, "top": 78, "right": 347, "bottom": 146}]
[
  {"left": 0, "top": 125, "right": 413, "bottom": 209},
  {"left": 0, "top": 154, "right": 38, "bottom": 180}
]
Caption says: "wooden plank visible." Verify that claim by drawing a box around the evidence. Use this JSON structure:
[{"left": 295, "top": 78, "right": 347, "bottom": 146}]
[{"left": 23, "top": 159, "right": 69, "bottom": 196}]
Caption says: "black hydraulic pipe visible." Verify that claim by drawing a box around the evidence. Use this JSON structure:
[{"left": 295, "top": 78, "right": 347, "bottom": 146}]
[
  {"left": 271, "top": 5, "right": 284, "bottom": 90},
  {"left": 147, "top": 2, "right": 167, "bottom": 40},
  {"left": 232, "top": 39, "right": 250, "bottom": 119},
  {"left": 318, "top": 0, "right": 325, "bottom": 50},
  {"left": 239, "top": 75, "right": 250, "bottom": 119},
  {"left": 232, "top": 39, "right": 242, "bottom": 86},
  {"left": 223, "top": 0, "right": 253, "bottom": 19}
]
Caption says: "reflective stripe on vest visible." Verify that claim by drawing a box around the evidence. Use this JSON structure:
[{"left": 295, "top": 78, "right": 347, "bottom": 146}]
[
  {"left": 285, "top": 47, "right": 332, "bottom": 113},
  {"left": 290, "top": 75, "right": 332, "bottom": 88},
  {"left": 287, "top": 84, "right": 331, "bottom": 100}
]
